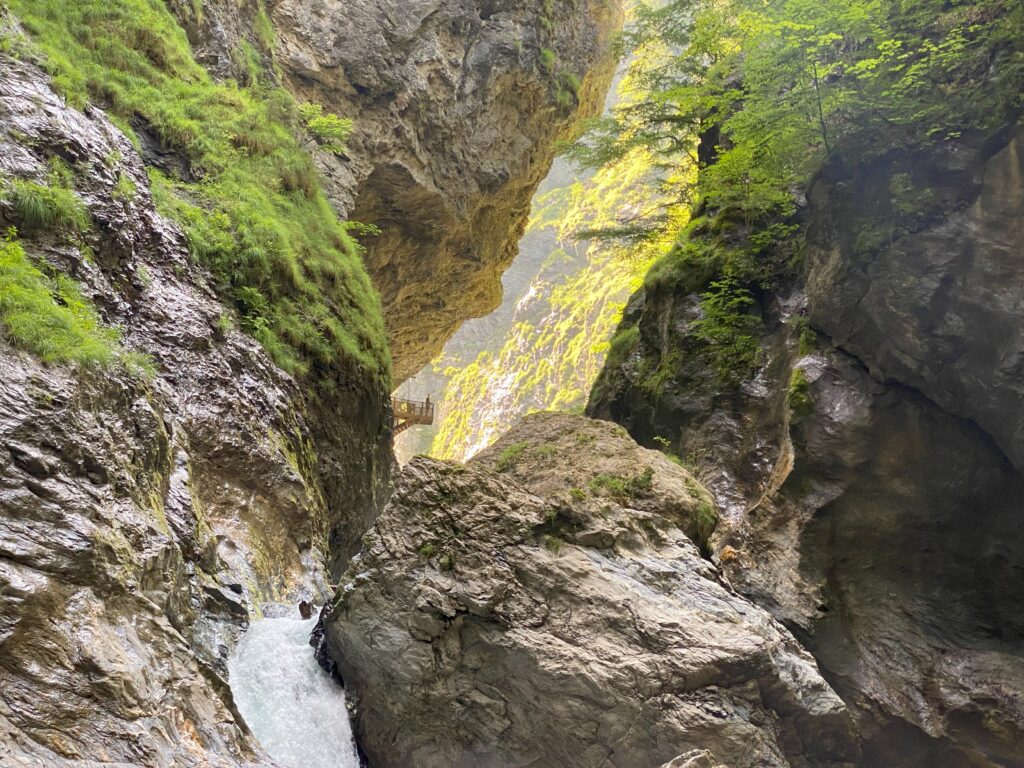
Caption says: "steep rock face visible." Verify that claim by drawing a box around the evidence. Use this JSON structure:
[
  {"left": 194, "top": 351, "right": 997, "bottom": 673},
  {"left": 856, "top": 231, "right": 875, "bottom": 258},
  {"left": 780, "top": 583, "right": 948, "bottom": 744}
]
[
  {"left": 806, "top": 130, "right": 1024, "bottom": 469},
  {"left": 175, "top": 0, "right": 624, "bottom": 381},
  {"left": 325, "top": 412, "right": 859, "bottom": 768},
  {"left": 0, "top": 55, "right": 389, "bottom": 766},
  {"left": 588, "top": 129, "right": 1024, "bottom": 766}
]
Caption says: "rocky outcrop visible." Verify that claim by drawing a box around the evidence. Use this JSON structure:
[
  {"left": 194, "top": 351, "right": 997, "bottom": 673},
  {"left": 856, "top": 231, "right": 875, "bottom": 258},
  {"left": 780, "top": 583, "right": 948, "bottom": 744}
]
[
  {"left": 174, "top": 0, "right": 624, "bottom": 381},
  {"left": 806, "top": 129, "right": 1024, "bottom": 470},
  {"left": 0, "top": 53, "right": 388, "bottom": 766},
  {"left": 325, "top": 412, "right": 859, "bottom": 768},
  {"left": 588, "top": 128, "right": 1024, "bottom": 766}
]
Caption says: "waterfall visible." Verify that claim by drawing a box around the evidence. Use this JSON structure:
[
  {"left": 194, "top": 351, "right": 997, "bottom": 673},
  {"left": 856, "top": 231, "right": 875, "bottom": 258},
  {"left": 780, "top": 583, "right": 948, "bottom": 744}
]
[{"left": 227, "top": 611, "right": 360, "bottom": 768}]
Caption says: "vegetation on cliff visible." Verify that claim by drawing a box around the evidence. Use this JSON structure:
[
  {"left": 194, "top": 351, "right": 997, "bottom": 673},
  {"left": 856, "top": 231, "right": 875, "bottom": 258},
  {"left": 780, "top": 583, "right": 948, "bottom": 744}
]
[
  {"left": 1, "top": 0, "right": 389, "bottom": 390},
  {"left": 0, "top": 231, "right": 148, "bottom": 371},
  {"left": 406, "top": 138, "right": 686, "bottom": 461},
  {"left": 579, "top": 0, "right": 1023, "bottom": 384}
]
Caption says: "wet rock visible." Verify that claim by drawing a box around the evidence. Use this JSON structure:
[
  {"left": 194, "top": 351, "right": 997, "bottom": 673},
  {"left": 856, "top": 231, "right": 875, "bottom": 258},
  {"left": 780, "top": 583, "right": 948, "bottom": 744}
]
[
  {"left": 325, "top": 413, "right": 859, "bottom": 768},
  {"left": 0, "top": 52, "right": 388, "bottom": 766}
]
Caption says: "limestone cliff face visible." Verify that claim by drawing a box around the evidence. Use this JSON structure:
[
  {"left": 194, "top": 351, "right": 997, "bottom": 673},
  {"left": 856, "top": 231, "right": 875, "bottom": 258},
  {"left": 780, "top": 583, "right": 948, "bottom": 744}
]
[
  {"left": 325, "top": 413, "right": 859, "bottom": 768},
  {"left": 806, "top": 130, "right": 1024, "bottom": 470},
  {"left": 588, "top": 128, "right": 1024, "bottom": 766},
  {"left": 0, "top": 53, "right": 385, "bottom": 765},
  {"left": 0, "top": 0, "right": 623, "bottom": 762},
  {"left": 175, "top": 0, "right": 624, "bottom": 381}
]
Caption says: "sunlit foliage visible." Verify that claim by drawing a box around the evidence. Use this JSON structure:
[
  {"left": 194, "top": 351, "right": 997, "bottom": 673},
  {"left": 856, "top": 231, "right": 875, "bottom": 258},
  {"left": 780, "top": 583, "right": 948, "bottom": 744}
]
[{"left": 581, "top": 0, "right": 1023, "bottom": 383}]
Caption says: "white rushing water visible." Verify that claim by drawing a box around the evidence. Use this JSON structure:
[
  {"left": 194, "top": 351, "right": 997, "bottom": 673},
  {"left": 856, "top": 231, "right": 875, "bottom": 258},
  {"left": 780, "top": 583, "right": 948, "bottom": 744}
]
[{"left": 227, "top": 613, "right": 360, "bottom": 768}]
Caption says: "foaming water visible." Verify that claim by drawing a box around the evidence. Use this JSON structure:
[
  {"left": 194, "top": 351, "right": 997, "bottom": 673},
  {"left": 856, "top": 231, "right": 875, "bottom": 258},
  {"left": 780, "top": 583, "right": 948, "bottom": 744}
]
[{"left": 228, "top": 613, "right": 359, "bottom": 768}]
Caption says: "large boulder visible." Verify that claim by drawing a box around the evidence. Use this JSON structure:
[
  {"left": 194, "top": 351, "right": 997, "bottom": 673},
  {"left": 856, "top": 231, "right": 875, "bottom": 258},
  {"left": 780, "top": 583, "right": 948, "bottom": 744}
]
[{"left": 325, "top": 412, "right": 859, "bottom": 768}]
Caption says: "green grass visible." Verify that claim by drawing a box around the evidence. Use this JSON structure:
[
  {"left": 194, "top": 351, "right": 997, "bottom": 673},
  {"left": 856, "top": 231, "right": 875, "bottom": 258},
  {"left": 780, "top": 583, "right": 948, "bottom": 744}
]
[
  {"left": 3, "top": 159, "right": 90, "bottom": 235},
  {"left": 589, "top": 473, "right": 627, "bottom": 500},
  {"left": 589, "top": 466, "right": 655, "bottom": 503},
  {"left": 8, "top": 0, "right": 390, "bottom": 390},
  {"left": 787, "top": 367, "right": 813, "bottom": 423},
  {"left": 539, "top": 47, "right": 556, "bottom": 74},
  {"left": 494, "top": 441, "right": 528, "bottom": 472},
  {"left": 0, "top": 232, "right": 150, "bottom": 372}
]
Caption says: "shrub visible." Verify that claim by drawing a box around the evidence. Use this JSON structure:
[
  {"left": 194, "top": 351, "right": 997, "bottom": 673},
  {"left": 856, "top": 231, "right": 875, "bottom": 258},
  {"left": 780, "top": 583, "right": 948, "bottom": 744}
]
[
  {"left": 624, "top": 465, "right": 654, "bottom": 496},
  {"left": 691, "top": 277, "right": 762, "bottom": 385},
  {"left": 417, "top": 542, "right": 436, "bottom": 558},
  {"left": 298, "top": 102, "right": 353, "bottom": 154}
]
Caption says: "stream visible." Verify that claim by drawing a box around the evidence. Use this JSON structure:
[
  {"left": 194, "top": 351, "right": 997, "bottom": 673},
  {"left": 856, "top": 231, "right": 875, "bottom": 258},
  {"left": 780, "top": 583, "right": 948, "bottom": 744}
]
[{"left": 227, "top": 609, "right": 360, "bottom": 768}]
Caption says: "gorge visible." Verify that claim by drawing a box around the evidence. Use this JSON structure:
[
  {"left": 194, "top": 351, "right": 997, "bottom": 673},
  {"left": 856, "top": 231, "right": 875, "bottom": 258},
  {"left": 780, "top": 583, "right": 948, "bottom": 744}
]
[{"left": 0, "top": 1, "right": 1022, "bottom": 768}]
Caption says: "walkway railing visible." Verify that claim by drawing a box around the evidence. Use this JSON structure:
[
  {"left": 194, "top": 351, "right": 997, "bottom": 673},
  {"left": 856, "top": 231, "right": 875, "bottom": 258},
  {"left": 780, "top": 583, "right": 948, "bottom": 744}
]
[{"left": 391, "top": 397, "right": 434, "bottom": 435}]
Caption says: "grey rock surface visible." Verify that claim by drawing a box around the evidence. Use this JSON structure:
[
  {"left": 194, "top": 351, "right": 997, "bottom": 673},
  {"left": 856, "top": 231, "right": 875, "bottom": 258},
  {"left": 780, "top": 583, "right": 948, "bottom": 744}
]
[
  {"left": 326, "top": 412, "right": 859, "bottom": 768},
  {"left": 0, "top": 53, "right": 388, "bottom": 766},
  {"left": 806, "top": 130, "right": 1024, "bottom": 470},
  {"left": 588, "top": 128, "right": 1024, "bottom": 766}
]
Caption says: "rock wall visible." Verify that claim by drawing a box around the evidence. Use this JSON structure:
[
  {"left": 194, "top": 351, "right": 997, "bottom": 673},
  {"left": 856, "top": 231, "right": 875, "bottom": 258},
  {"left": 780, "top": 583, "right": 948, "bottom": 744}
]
[
  {"left": 0, "top": 1, "right": 625, "bottom": 763},
  {"left": 174, "top": 0, "right": 625, "bottom": 382},
  {"left": 0, "top": 53, "right": 386, "bottom": 764},
  {"left": 588, "top": 128, "right": 1024, "bottom": 766},
  {"left": 325, "top": 413, "right": 859, "bottom": 768}
]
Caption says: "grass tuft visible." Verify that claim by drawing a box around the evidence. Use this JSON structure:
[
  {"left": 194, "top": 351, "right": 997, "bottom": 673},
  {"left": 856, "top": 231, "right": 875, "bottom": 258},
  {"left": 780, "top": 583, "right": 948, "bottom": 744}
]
[{"left": 0, "top": 230, "right": 150, "bottom": 374}]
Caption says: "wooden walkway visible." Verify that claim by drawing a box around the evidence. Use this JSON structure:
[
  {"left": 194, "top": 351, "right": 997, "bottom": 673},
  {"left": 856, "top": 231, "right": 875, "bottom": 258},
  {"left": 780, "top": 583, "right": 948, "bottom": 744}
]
[{"left": 392, "top": 397, "right": 434, "bottom": 435}]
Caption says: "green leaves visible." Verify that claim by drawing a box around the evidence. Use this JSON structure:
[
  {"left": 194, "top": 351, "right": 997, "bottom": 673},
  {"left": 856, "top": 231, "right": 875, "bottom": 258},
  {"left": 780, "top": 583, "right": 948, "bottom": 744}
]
[{"left": 298, "top": 102, "right": 353, "bottom": 154}]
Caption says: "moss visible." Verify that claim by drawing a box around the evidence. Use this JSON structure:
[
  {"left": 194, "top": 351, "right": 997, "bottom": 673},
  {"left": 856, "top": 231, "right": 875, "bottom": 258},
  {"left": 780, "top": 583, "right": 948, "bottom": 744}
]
[
  {"left": 604, "top": 324, "right": 639, "bottom": 371},
  {"left": 790, "top": 314, "right": 817, "bottom": 356},
  {"left": 494, "top": 441, "right": 528, "bottom": 472},
  {"left": 555, "top": 71, "right": 580, "bottom": 109},
  {"left": 10, "top": 0, "right": 390, "bottom": 390},
  {"left": 787, "top": 367, "right": 813, "bottom": 423},
  {"left": 539, "top": 47, "right": 556, "bottom": 74},
  {"left": 569, "top": 487, "right": 586, "bottom": 501}
]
